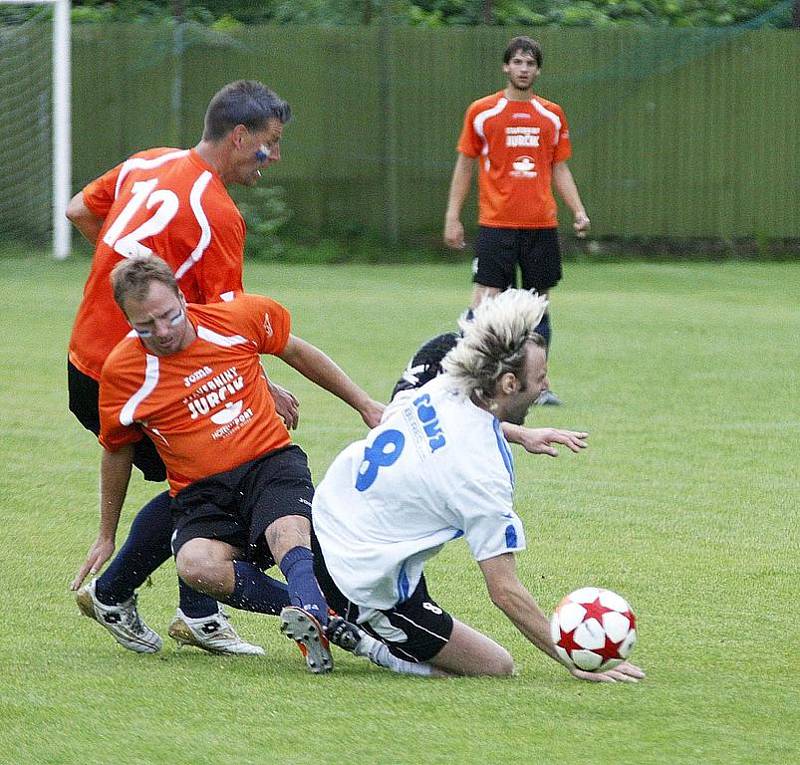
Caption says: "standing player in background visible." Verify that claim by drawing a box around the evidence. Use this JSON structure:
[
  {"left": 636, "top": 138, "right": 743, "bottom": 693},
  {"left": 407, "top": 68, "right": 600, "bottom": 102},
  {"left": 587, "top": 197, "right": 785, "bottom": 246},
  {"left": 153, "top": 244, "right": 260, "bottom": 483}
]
[
  {"left": 67, "top": 80, "right": 295, "bottom": 656},
  {"left": 443, "top": 36, "right": 591, "bottom": 407},
  {"left": 76, "top": 254, "right": 383, "bottom": 673}
]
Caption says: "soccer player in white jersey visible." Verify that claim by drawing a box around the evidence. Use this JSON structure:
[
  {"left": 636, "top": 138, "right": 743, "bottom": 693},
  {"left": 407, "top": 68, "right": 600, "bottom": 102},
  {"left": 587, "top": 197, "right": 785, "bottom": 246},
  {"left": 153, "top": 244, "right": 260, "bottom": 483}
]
[{"left": 315, "top": 290, "right": 644, "bottom": 682}]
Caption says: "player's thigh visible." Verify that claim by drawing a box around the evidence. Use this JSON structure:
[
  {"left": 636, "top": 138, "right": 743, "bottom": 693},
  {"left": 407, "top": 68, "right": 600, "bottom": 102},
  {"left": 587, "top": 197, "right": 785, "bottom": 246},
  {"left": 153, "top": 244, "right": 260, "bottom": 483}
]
[
  {"left": 175, "top": 537, "right": 240, "bottom": 577},
  {"left": 430, "top": 618, "right": 514, "bottom": 677},
  {"left": 244, "top": 446, "right": 315, "bottom": 567},
  {"left": 519, "top": 227, "right": 563, "bottom": 293},
  {"left": 473, "top": 226, "right": 518, "bottom": 289}
]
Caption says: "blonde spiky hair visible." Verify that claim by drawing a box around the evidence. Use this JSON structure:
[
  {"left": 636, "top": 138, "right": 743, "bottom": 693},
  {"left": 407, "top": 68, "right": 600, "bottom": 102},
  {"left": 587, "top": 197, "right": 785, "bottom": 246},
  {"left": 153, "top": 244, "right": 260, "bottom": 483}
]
[{"left": 441, "top": 289, "right": 548, "bottom": 401}]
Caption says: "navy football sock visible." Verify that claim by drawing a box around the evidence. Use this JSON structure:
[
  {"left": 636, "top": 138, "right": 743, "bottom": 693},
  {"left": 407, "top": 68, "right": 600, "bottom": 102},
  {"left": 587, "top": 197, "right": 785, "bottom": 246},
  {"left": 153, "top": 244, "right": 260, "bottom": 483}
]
[
  {"left": 219, "top": 561, "right": 290, "bottom": 615},
  {"left": 95, "top": 491, "right": 172, "bottom": 604},
  {"left": 278, "top": 546, "right": 329, "bottom": 626},
  {"left": 94, "top": 491, "right": 218, "bottom": 618},
  {"left": 534, "top": 311, "right": 552, "bottom": 351},
  {"left": 178, "top": 578, "right": 223, "bottom": 619}
]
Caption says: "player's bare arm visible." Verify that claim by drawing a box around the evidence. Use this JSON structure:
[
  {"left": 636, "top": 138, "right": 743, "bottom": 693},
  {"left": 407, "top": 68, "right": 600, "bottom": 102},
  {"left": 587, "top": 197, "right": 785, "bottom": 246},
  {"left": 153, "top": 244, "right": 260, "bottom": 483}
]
[
  {"left": 277, "top": 335, "right": 384, "bottom": 428},
  {"left": 266, "top": 376, "right": 300, "bottom": 430},
  {"left": 443, "top": 153, "right": 476, "bottom": 249},
  {"left": 501, "top": 423, "right": 588, "bottom": 456},
  {"left": 552, "top": 162, "right": 590, "bottom": 238},
  {"left": 70, "top": 445, "right": 134, "bottom": 590},
  {"left": 66, "top": 191, "right": 105, "bottom": 245},
  {"left": 478, "top": 553, "right": 644, "bottom": 683}
]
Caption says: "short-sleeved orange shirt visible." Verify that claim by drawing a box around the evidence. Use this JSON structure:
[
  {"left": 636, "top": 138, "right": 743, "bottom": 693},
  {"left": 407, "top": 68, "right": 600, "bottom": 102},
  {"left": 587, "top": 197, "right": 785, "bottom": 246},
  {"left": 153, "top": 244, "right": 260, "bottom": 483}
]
[
  {"left": 99, "top": 294, "right": 291, "bottom": 495},
  {"left": 69, "top": 148, "right": 246, "bottom": 380},
  {"left": 457, "top": 92, "right": 572, "bottom": 229}
]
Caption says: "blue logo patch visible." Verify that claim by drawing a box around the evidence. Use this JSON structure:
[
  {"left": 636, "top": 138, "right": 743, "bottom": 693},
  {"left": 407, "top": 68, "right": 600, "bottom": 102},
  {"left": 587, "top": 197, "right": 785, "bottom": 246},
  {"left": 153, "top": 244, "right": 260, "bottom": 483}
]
[{"left": 505, "top": 524, "right": 518, "bottom": 549}]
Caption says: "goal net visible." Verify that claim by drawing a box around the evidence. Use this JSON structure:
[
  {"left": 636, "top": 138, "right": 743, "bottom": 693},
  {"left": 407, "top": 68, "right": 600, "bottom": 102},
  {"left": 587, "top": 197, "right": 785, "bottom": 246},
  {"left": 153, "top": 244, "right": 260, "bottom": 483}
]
[{"left": 0, "top": 0, "right": 70, "bottom": 257}]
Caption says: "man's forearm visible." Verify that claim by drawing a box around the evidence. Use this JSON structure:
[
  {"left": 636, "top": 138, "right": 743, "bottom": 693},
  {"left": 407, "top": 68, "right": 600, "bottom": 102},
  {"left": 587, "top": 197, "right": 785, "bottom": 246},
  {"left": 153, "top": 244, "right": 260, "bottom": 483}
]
[
  {"left": 444, "top": 154, "right": 474, "bottom": 222},
  {"left": 99, "top": 445, "right": 134, "bottom": 542},
  {"left": 496, "top": 580, "right": 561, "bottom": 662},
  {"left": 552, "top": 162, "right": 586, "bottom": 216},
  {"left": 279, "top": 337, "right": 372, "bottom": 415}
]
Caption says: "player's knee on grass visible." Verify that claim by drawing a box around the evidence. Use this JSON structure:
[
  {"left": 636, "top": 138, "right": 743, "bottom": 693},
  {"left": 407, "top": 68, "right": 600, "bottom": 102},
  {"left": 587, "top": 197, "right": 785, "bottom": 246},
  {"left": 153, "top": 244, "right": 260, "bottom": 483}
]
[
  {"left": 477, "top": 647, "right": 515, "bottom": 677},
  {"left": 432, "top": 622, "right": 515, "bottom": 677}
]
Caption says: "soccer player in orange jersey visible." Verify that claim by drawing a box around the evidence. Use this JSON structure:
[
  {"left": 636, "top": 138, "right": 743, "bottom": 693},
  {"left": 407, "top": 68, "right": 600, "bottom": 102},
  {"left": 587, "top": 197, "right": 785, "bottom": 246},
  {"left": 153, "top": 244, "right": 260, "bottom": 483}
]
[
  {"left": 443, "top": 37, "right": 591, "bottom": 407},
  {"left": 68, "top": 81, "right": 298, "bottom": 656},
  {"left": 73, "top": 255, "right": 383, "bottom": 673}
]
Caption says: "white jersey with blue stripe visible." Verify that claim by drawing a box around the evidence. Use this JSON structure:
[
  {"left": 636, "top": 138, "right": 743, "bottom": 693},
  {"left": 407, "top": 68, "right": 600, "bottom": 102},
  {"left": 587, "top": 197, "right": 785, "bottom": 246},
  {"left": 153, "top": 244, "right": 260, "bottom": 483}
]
[{"left": 312, "top": 374, "right": 526, "bottom": 611}]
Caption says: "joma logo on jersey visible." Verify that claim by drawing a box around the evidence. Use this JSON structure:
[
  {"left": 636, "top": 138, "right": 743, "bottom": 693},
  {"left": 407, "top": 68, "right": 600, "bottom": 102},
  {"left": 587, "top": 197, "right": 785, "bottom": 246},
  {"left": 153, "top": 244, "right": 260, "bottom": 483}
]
[
  {"left": 506, "top": 125, "right": 540, "bottom": 148},
  {"left": 413, "top": 393, "right": 446, "bottom": 453},
  {"left": 184, "top": 366, "right": 213, "bottom": 387}
]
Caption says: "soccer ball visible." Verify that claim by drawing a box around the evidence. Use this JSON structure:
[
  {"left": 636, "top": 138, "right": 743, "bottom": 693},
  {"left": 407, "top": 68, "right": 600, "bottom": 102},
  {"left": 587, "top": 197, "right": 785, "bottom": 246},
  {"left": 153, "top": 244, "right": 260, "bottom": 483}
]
[{"left": 550, "top": 587, "right": 637, "bottom": 672}]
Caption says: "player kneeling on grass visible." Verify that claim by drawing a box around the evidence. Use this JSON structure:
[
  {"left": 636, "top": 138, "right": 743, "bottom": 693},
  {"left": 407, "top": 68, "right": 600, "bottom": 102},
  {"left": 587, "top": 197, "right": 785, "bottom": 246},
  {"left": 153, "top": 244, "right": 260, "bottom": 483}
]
[
  {"left": 73, "top": 254, "right": 383, "bottom": 673},
  {"left": 315, "top": 289, "right": 644, "bottom": 681}
]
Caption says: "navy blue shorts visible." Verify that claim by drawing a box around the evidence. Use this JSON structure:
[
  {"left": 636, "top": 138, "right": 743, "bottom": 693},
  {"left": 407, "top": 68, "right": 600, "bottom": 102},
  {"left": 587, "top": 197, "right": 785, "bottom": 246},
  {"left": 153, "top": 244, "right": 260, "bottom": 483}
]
[
  {"left": 171, "top": 445, "right": 314, "bottom": 569},
  {"left": 473, "top": 225, "right": 562, "bottom": 293}
]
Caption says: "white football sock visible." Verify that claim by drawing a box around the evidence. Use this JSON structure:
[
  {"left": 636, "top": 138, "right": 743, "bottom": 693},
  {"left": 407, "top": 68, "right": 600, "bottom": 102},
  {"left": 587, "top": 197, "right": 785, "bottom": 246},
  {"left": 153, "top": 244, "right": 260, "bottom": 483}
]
[{"left": 354, "top": 632, "right": 433, "bottom": 676}]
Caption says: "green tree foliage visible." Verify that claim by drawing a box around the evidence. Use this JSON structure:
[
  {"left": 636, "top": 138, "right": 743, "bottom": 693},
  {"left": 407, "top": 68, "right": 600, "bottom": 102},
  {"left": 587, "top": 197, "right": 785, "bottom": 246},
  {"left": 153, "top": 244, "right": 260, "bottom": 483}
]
[{"left": 66, "top": 0, "right": 794, "bottom": 28}]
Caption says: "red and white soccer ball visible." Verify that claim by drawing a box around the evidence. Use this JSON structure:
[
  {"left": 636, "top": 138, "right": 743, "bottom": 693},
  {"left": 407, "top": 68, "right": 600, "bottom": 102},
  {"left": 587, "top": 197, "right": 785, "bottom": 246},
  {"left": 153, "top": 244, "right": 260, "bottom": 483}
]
[{"left": 550, "top": 587, "right": 637, "bottom": 672}]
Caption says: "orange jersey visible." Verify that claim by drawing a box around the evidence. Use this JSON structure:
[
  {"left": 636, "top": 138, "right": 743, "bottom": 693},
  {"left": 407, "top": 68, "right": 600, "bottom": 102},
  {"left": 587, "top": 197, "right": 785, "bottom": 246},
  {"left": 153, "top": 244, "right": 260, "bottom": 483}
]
[
  {"left": 69, "top": 148, "right": 246, "bottom": 380},
  {"left": 457, "top": 92, "right": 572, "bottom": 228},
  {"left": 99, "top": 294, "right": 291, "bottom": 495}
]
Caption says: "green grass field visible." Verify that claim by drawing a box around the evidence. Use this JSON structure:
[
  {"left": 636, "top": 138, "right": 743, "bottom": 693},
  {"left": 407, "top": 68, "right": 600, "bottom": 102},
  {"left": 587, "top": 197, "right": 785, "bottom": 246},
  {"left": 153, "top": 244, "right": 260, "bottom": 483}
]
[{"left": 1, "top": 254, "right": 798, "bottom": 765}]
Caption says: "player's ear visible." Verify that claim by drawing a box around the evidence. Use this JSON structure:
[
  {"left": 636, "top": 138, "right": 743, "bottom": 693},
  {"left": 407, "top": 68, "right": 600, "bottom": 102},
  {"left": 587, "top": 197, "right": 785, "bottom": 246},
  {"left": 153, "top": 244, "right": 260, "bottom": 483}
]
[
  {"left": 500, "top": 372, "right": 518, "bottom": 395},
  {"left": 230, "top": 124, "right": 248, "bottom": 150}
]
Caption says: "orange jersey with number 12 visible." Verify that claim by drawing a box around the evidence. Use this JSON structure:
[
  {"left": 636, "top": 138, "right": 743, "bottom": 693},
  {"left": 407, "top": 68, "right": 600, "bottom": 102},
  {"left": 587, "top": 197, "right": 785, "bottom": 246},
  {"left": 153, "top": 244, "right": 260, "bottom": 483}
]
[{"left": 69, "top": 148, "right": 246, "bottom": 381}]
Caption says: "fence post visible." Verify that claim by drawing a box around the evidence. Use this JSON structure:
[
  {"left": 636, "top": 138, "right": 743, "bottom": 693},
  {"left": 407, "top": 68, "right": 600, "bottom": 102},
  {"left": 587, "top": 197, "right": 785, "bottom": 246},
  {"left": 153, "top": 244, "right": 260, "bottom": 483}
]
[{"left": 378, "top": 2, "right": 398, "bottom": 244}]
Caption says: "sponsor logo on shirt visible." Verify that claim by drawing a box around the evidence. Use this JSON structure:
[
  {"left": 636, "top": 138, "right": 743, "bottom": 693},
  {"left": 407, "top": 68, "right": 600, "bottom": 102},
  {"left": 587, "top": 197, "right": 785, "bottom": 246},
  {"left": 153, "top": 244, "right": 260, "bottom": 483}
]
[
  {"left": 505, "top": 125, "right": 540, "bottom": 148},
  {"left": 512, "top": 113, "right": 531, "bottom": 119},
  {"left": 510, "top": 156, "right": 537, "bottom": 178},
  {"left": 263, "top": 312, "right": 273, "bottom": 337},
  {"left": 183, "top": 366, "right": 245, "bottom": 420},
  {"left": 180, "top": 364, "right": 259, "bottom": 441}
]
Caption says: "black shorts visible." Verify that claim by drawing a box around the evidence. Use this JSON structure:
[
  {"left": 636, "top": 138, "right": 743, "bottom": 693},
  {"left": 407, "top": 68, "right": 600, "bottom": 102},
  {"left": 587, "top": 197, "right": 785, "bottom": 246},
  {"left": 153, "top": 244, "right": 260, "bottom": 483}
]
[
  {"left": 390, "top": 332, "right": 460, "bottom": 400},
  {"left": 473, "top": 225, "right": 562, "bottom": 293},
  {"left": 67, "top": 359, "right": 166, "bottom": 482},
  {"left": 313, "top": 534, "right": 453, "bottom": 663},
  {"left": 171, "top": 445, "right": 314, "bottom": 569}
]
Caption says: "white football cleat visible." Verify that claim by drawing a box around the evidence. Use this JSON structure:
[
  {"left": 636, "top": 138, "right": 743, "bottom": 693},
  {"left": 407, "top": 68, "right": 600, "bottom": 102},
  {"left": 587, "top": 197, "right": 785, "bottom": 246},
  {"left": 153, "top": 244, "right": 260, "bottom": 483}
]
[
  {"left": 76, "top": 578, "right": 163, "bottom": 653},
  {"left": 168, "top": 608, "right": 265, "bottom": 656}
]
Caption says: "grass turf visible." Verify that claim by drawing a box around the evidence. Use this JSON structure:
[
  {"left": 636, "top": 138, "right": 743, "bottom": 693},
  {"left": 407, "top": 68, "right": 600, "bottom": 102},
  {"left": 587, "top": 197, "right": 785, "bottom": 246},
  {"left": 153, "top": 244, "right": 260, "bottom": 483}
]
[{"left": 0, "top": 254, "right": 798, "bottom": 764}]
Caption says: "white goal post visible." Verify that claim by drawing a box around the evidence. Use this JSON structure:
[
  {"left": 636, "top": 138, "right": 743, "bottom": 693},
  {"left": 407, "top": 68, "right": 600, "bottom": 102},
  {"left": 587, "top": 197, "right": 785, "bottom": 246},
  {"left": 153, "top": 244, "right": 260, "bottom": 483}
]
[{"left": 2, "top": 0, "right": 70, "bottom": 259}]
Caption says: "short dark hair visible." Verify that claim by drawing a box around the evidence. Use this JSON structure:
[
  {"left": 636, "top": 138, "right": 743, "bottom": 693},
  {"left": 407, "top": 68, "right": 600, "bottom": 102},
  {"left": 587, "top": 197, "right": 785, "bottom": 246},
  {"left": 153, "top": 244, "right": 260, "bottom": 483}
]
[
  {"left": 111, "top": 255, "right": 178, "bottom": 311},
  {"left": 503, "top": 36, "right": 543, "bottom": 68},
  {"left": 202, "top": 80, "right": 291, "bottom": 142}
]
